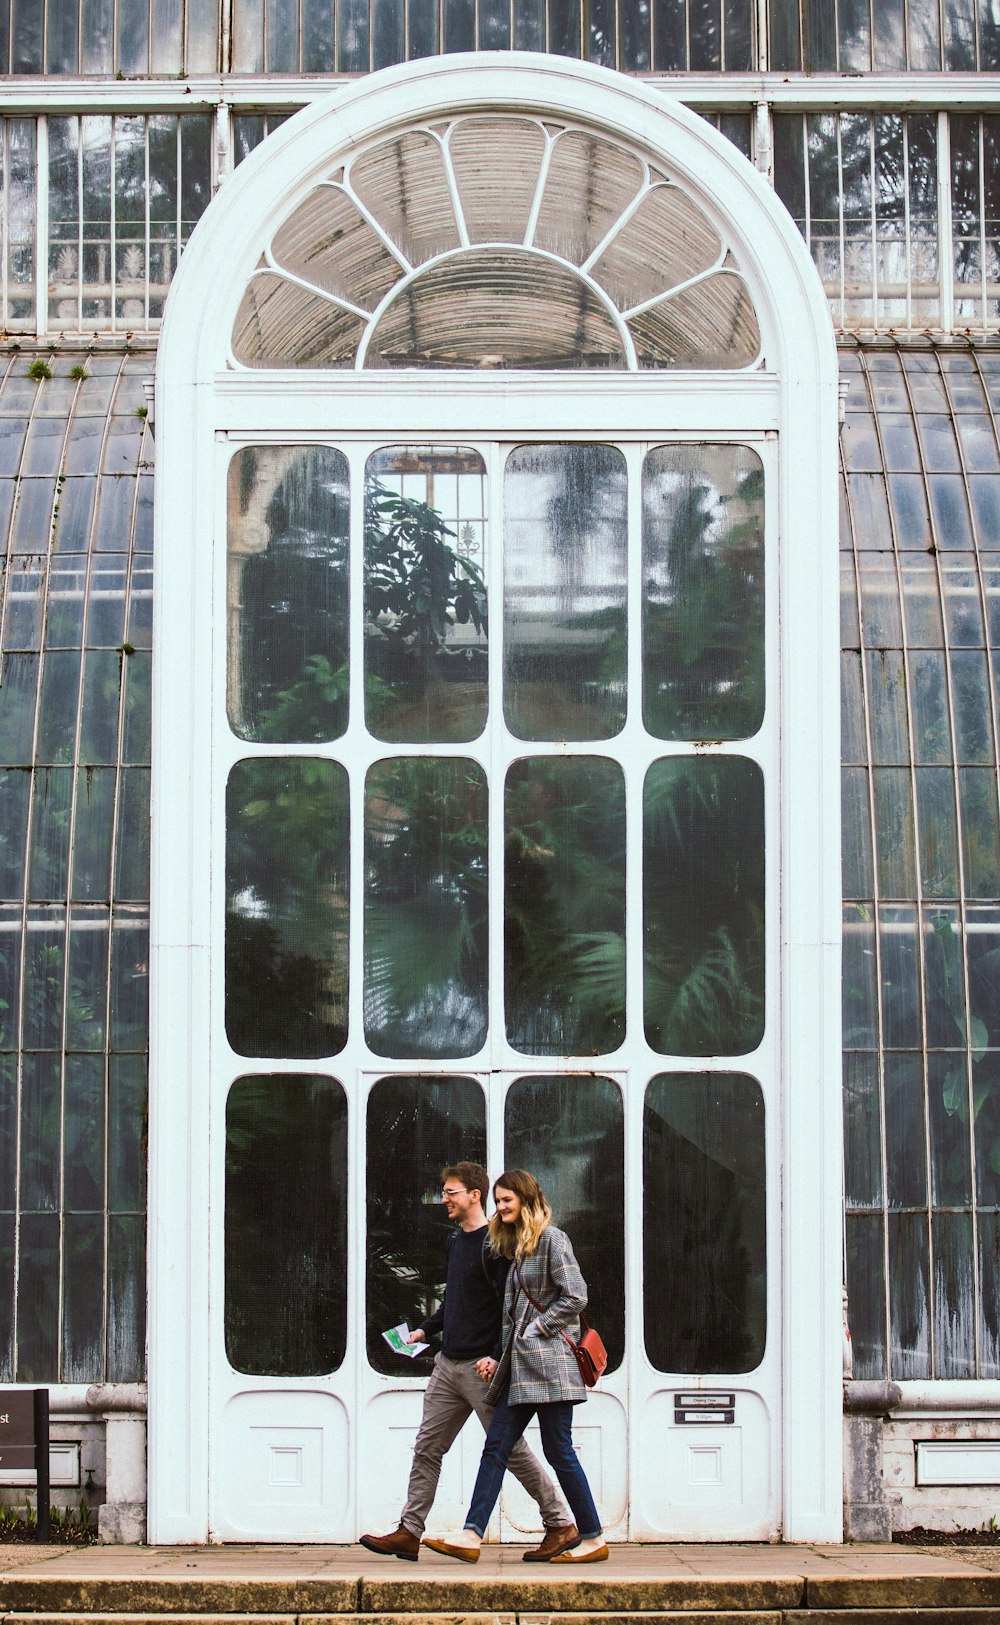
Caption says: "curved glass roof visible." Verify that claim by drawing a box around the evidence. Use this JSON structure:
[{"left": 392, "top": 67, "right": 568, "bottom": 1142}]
[{"left": 231, "top": 115, "right": 762, "bottom": 371}]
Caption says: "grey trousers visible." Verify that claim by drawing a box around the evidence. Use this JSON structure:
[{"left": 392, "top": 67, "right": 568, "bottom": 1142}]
[{"left": 400, "top": 1353, "right": 570, "bottom": 1536}]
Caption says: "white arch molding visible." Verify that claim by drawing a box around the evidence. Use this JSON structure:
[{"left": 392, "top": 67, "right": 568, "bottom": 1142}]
[{"left": 150, "top": 54, "right": 842, "bottom": 1543}]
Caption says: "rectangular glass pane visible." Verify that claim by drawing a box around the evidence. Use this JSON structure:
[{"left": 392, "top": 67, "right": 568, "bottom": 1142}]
[
  {"left": 226, "top": 757, "right": 349, "bottom": 1059},
  {"left": 108, "top": 1054, "right": 146, "bottom": 1213},
  {"left": 506, "top": 755, "right": 625, "bottom": 1056},
  {"left": 644, "top": 1072, "right": 766, "bottom": 1373},
  {"left": 22, "top": 908, "right": 64, "bottom": 1049},
  {"left": 20, "top": 1051, "right": 60, "bottom": 1211},
  {"left": 644, "top": 755, "right": 764, "bottom": 1056},
  {"left": 846, "top": 1212, "right": 887, "bottom": 1379},
  {"left": 843, "top": 1051, "right": 882, "bottom": 1209},
  {"left": 504, "top": 443, "right": 626, "bottom": 741},
  {"left": 366, "top": 1073, "right": 486, "bottom": 1375},
  {"left": 17, "top": 1212, "right": 60, "bottom": 1381},
  {"left": 872, "top": 768, "right": 916, "bottom": 899},
  {"left": 933, "top": 1211, "right": 975, "bottom": 1377},
  {"left": 642, "top": 444, "right": 764, "bottom": 740},
  {"left": 62, "top": 1212, "right": 104, "bottom": 1381},
  {"left": 884, "top": 1052, "right": 927, "bottom": 1209},
  {"left": 842, "top": 766, "right": 874, "bottom": 898},
  {"left": 226, "top": 1074, "right": 348, "bottom": 1375},
  {"left": 888, "top": 1210, "right": 930, "bottom": 1378},
  {"left": 927, "top": 1051, "right": 973, "bottom": 1206},
  {"left": 64, "top": 1052, "right": 105, "bottom": 1211},
  {"left": 365, "top": 446, "right": 487, "bottom": 743},
  {"left": 106, "top": 1212, "right": 145, "bottom": 1380},
  {"left": 505, "top": 1074, "right": 624, "bottom": 1371},
  {"left": 879, "top": 904, "right": 921, "bottom": 1048},
  {"left": 843, "top": 902, "right": 878, "bottom": 1049},
  {"left": 228, "top": 446, "right": 350, "bottom": 744},
  {"left": 922, "top": 905, "right": 967, "bottom": 1048},
  {"left": 365, "top": 757, "right": 487, "bottom": 1059}
]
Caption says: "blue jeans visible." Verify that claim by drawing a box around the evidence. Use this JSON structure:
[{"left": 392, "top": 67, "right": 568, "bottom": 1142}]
[{"left": 465, "top": 1387, "right": 602, "bottom": 1540}]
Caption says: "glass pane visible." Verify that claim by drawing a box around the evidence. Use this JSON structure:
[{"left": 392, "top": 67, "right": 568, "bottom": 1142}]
[
  {"left": 366, "top": 1073, "right": 486, "bottom": 1376},
  {"left": 225, "top": 1074, "right": 348, "bottom": 1376},
  {"left": 226, "top": 758, "right": 349, "bottom": 1058},
  {"left": 505, "top": 756, "right": 625, "bottom": 1056},
  {"left": 643, "top": 1072, "right": 765, "bottom": 1373},
  {"left": 504, "top": 444, "right": 626, "bottom": 741},
  {"left": 933, "top": 1211, "right": 975, "bottom": 1377},
  {"left": 643, "top": 756, "right": 764, "bottom": 1057},
  {"left": 505, "top": 1075, "right": 624, "bottom": 1372},
  {"left": 107, "top": 1212, "right": 145, "bottom": 1379},
  {"left": 28, "top": 767, "right": 73, "bottom": 903},
  {"left": 879, "top": 904, "right": 921, "bottom": 1049},
  {"left": 841, "top": 766, "right": 874, "bottom": 898},
  {"left": 63, "top": 1052, "right": 105, "bottom": 1211},
  {"left": 17, "top": 1213, "right": 59, "bottom": 1381},
  {"left": 884, "top": 1052, "right": 926, "bottom": 1209},
  {"left": 979, "top": 1211, "right": 1000, "bottom": 1379},
  {"left": 365, "top": 446, "right": 487, "bottom": 744},
  {"left": 227, "top": 446, "right": 350, "bottom": 744},
  {"left": 365, "top": 252, "right": 629, "bottom": 369},
  {"left": 843, "top": 1052, "right": 882, "bottom": 1209},
  {"left": 20, "top": 1052, "right": 60, "bottom": 1211},
  {"left": 922, "top": 905, "right": 966, "bottom": 1049},
  {"left": 888, "top": 1210, "right": 930, "bottom": 1378},
  {"left": 642, "top": 444, "right": 764, "bottom": 740},
  {"left": 845, "top": 1212, "right": 887, "bottom": 1380},
  {"left": 364, "top": 757, "right": 487, "bottom": 1058},
  {"left": 916, "top": 767, "right": 959, "bottom": 898},
  {"left": 872, "top": 767, "right": 916, "bottom": 898},
  {"left": 927, "top": 1051, "right": 972, "bottom": 1206},
  {"left": 61, "top": 1212, "right": 104, "bottom": 1381}
]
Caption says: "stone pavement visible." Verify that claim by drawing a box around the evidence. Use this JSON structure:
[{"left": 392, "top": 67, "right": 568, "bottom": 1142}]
[{"left": 2, "top": 1541, "right": 1000, "bottom": 1618}]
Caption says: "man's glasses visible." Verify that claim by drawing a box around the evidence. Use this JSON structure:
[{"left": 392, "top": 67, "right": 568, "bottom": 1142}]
[{"left": 441, "top": 1187, "right": 468, "bottom": 1198}]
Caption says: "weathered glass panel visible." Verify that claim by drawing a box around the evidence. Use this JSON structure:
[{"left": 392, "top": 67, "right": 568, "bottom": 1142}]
[
  {"left": 227, "top": 446, "right": 350, "bottom": 744},
  {"left": 225, "top": 1074, "right": 348, "bottom": 1376},
  {"left": 506, "top": 756, "right": 625, "bottom": 1055},
  {"left": 644, "top": 1072, "right": 766, "bottom": 1373},
  {"left": 644, "top": 756, "right": 764, "bottom": 1056},
  {"left": 366, "top": 1074, "right": 486, "bottom": 1376},
  {"left": 365, "top": 757, "right": 488, "bottom": 1059},
  {"left": 843, "top": 1052, "right": 882, "bottom": 1209},
  {"left": 884, "top": 1053, "right": 927, "bottom": 1208},
  {"left": 643, "top": 444, "right": 764, "bottom": 740},
  {"left": 889, "top": 1210, "right": 931, "bottom": 1377},
  {"left": 226, "top": 758, "right": 349, "bottom": 1058},
  {"left": 365, "top": 447, "right": 487, "bottom": 744},
  {"left": 845, "top": 1211, "right": 887, "bottom": 1379},
  {"left": 505, "top": 1074, "right": 624, "bottom": 1371},
  {"left": 504, "top": 444, "right": 626, "bottom": 741}
]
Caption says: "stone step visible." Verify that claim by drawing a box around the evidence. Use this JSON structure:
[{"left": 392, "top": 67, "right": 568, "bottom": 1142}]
[{"left": 2, "top": 1572, "right": 1000, "bottom": 1617}]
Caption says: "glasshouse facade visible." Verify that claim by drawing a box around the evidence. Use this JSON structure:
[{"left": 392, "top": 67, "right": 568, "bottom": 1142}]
[{"left": 0, "top": 0, "right": 998, "bottom": 1546}]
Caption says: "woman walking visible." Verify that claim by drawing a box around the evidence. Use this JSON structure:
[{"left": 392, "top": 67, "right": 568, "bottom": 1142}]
[{"left": 422, "top": 1170, "right": 608, "bottom": 1564}]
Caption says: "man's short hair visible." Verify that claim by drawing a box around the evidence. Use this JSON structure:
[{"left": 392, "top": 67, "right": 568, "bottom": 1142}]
[{"left": 441, "top": 1162, "right": 490, "bottom": 1207}]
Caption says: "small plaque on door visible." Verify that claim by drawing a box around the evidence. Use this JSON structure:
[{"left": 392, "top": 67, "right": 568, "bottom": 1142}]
[{"left": 674, "top": 1391, "right": 736, "bottom": 1425}]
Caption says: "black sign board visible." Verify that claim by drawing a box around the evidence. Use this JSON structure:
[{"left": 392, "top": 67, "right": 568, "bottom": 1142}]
[
  {"left": 0, "top": 1390, "right": 50, "bottom": 1539},
  {"left": 674, "top": 1391, "right": 736, "bottom": 1425}
]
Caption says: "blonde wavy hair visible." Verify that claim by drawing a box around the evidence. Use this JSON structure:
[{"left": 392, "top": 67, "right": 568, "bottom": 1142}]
[{"left": 487, "top": 1170, "right": 552, "bottom": 1260}]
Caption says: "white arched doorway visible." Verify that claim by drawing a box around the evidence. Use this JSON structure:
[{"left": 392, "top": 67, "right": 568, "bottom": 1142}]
[{"left": 149, "top": 54, "right": 842, "bottom": 1544}]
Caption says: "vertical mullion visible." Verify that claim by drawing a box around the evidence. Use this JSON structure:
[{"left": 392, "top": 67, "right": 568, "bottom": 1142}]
[
  {"left": 979, "top": 116, "right": 988, "bottom": 329},
  {"left": 144, "top": 118, "right": 151, "bottom": 327},
  {"left": 938, "top": 111, "right": 955, "bottom": 336},
  {"left": 35, "top": 116, "right": 49, "bottom": 341},
  {"left": 868, "top": 117, "right": 878, "bottom": 327},
  {"left": 902, "top": 118, "right": 913, "bottom": 331}
]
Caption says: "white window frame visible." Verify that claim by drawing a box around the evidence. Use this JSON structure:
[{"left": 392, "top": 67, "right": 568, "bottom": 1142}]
[{"left": 149, "top": 52, "right": 842, "bottom": 1543}]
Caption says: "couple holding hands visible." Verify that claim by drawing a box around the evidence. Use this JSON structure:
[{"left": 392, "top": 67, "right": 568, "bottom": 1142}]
[{"left": 360, "top": 1163, "right": 607, "bottom": 1564}]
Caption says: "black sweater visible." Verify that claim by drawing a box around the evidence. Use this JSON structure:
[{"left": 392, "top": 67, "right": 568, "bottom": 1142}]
[{"left": 419, "top": 1225, "right": 509, "bottom": 1361}]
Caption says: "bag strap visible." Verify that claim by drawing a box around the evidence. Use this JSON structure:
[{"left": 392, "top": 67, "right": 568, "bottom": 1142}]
[{"left": 513, "top": 1262, "right": 591, "bottom": 1345}]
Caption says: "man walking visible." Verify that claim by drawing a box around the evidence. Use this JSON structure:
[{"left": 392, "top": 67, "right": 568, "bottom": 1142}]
[{"left": 360, "top": 1162, "right": 577, "bottom": 1562}]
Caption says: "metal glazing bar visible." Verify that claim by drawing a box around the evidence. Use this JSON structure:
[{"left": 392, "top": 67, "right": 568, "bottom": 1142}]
[{"left": 939, "top": 111, "right": 955, "bottom": 334}]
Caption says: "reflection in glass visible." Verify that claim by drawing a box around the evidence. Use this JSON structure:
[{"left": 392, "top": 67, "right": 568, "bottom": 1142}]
[
  {"left": 505, "top": 1075, "right": 624, "bottom": 1372},
  {"left": 366, "top": 1074, "right": 486, "bottom": 1376},
  {"left": 505, "top": 757, "right": 625, "bottom": 1056},
  {"left": 504, "top": 445, "right": 626, "bottom": 741},
  {"left": 227, "top": 447, "right": 349, "bottom": 743},
  {"left": 365, "top": 758, "right": 488, "bottom": 1058},
  {"left": 225, "top": 1075, "right": 348, "bottom": 1376},
  {"left": 226, "top": 758, "right": 349, "bottom": 1058},
  {"left": 643, "top": 445, "right": 764, "bottom": 739},
  {"left": 643, "top": 1072, "right": 766, "bottom": 1373},
  {"left": 364, "top": 448, "right": 487, "bottom": 743},
  {"left": 643, "top": 756, "right": 764, "bottom": 1056}
]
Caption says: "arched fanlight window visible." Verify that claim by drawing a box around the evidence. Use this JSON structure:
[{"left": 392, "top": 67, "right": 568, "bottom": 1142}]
[{"left": 231, "top": 116, "right": 761, "bottom": 370}]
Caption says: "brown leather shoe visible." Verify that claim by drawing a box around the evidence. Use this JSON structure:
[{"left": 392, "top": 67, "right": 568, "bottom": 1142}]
[
  {"left": 421, "top": 1536, "right": 481, "bottom": 1562},
  {"left": 522, "top": 1523, "right": 580, "bottom": 1561},
  {"left": 551, "top": 1541, "right": 609, "bottom": 1563},
  {"left": 359, "top": 1525, "right": 420, "bottom": 1560}
]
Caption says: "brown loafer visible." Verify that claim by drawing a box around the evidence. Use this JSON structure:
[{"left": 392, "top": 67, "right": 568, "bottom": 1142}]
[
  {"left": 551, "top": 1541, "right": 609, "bottom": 1563},
  {"left": 522, "top": 1523, "right": 580, "bottom": 1561},
  {"left": 359, "top": 1525, "right": 420, "bottom": 1560},
  {"left": 421, "top": 1536, "right": 480, "bottom": 1563}
]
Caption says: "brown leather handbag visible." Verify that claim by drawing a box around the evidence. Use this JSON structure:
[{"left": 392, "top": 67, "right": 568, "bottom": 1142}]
[{"left": 514, "top": 1267, "right": 608, "bottom": 1388}]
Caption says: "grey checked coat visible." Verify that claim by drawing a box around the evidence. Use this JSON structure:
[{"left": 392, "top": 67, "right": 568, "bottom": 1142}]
[{"left": 484, "top": 1224, "right": 589, "bottom": 1407}]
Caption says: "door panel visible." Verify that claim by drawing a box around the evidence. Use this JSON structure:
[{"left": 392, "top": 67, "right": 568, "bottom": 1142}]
[{"left": 210, "top": 431, "right": 779, "bottom": 1541}]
